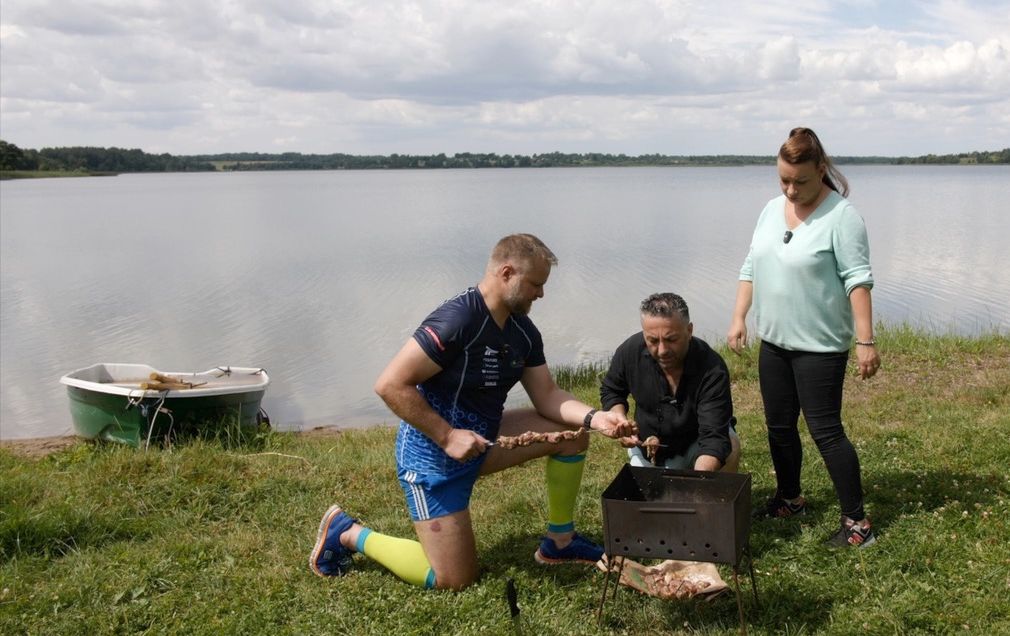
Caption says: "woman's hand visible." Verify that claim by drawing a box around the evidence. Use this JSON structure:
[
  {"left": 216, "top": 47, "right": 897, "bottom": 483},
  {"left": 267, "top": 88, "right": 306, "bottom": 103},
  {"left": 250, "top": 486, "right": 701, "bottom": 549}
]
[
  {"left": 727, "top": 281, "right": 753, "bottom": 354},
  {"left": 727, "top": 318, "right": 748, "bottom": 354},
  {"left": 856, "top": 344, "right": 881, "bottom": 379}
]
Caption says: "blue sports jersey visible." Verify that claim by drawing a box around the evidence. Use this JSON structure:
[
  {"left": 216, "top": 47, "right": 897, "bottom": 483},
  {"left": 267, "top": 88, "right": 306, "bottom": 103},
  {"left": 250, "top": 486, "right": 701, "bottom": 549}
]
[{"left": 395, "top": 286, "right": 546, "bottom": 475}]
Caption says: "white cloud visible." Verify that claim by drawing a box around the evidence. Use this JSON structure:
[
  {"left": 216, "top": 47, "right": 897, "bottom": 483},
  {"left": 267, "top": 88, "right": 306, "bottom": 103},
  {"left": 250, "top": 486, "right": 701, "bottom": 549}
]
[
  {"left": 759, "top": 36, "right": 801, "bottom": 81},
  {"left": 1, "top": 0, "right": 1008, "bottom": 155},
  {"left": 894, "top": 39, "right": 1010, "bottom": 90}
]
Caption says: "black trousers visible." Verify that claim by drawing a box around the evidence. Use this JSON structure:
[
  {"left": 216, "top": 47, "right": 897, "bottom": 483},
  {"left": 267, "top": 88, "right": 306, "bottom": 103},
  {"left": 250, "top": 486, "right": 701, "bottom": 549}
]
[{"left": 758, "top": 341, "right": 865, "bottom": 520}]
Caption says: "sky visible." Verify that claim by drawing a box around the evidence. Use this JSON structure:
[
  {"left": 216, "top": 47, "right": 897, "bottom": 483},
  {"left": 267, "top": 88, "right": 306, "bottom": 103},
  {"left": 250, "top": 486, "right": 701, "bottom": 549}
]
[{"left": 1, "top": 0, "right": 1009, "bottom": 157}]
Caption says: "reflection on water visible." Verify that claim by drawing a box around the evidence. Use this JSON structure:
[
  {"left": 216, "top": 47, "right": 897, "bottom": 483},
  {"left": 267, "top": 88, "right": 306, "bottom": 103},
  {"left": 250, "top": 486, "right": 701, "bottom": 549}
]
[{"left": 2, "top": 166, "right": 1008, "bottom": 439}]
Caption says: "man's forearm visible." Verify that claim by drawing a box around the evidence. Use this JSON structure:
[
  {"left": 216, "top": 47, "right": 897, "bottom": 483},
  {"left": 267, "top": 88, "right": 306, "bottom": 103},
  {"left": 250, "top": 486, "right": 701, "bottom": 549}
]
[
  {"left": 378, "top": 384, "right": 452, "bottom": 447},
  {"left": 535, "top": 388, "right": 594, "bottom": 429}
]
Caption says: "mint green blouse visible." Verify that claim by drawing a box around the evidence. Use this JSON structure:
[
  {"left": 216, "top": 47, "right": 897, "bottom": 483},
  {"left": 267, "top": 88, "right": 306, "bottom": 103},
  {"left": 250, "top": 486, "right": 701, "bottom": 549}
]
[{"left": 739, "top": 191, "right": 874, "bottom": 353}]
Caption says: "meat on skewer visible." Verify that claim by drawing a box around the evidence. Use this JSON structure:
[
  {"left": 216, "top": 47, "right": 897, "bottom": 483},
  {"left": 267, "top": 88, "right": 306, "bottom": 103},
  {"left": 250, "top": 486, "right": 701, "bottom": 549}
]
[
  {"left": 641, "top": 435, "right": 661, "bottom": 462},
  {"left": 494, "top": 419, "right": 639, "bottom": 450},
  {"left": 495, "top": 428, "right": 585, "bottom": 449}
]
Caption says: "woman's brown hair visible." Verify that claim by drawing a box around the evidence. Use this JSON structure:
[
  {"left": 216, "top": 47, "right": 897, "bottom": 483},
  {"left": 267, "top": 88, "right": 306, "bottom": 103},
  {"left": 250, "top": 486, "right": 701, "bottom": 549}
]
[{"left": 779, "top": 127, "right": 849, "bottom": 197}]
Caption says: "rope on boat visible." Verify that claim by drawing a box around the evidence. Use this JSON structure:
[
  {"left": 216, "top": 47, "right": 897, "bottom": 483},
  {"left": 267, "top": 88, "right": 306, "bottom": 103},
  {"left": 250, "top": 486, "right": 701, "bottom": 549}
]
[
  {"left": 126, "top": 389, "right": 174, "bottom": 451},
  {"left": 213, "top": 366, "right": 267, "bottom": 377},
  {"left": 143, "top": 392, "right": 172, "bottom": 452},
  {"left": 121, "top": 368, "right": 267, "bottom": 450}
]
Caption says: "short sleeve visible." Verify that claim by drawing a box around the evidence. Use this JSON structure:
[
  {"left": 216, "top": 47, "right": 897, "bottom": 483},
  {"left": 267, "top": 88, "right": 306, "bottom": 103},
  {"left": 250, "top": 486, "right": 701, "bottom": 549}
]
[{"left": 413, "top": 308, "right": 466, "bottom": 368}]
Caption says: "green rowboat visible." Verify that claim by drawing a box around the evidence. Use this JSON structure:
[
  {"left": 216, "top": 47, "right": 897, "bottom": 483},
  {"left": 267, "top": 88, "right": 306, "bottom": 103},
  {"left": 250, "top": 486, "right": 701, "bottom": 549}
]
[{"left": 60, "top": 363, "right": 270, "bottom": 447}]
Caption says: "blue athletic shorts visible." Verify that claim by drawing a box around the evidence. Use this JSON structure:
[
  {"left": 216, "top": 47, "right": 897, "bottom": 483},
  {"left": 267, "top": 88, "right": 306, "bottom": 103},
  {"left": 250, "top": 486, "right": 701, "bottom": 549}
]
[{"left": 397, "top": 460, "right": 484, "bottom": 522}]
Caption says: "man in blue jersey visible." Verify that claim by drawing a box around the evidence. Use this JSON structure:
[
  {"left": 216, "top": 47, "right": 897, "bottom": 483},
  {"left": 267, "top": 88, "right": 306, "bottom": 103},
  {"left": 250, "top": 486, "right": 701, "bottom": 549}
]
[{"left": 309, "top": 233, "right": 636, "bottom": 590}]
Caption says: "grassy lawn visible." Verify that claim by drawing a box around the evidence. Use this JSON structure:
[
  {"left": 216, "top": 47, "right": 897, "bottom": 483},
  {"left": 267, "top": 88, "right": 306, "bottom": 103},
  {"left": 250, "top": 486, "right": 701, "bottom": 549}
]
[{"left": 2, "top": 327, "right": 1008, "bottom": 635}]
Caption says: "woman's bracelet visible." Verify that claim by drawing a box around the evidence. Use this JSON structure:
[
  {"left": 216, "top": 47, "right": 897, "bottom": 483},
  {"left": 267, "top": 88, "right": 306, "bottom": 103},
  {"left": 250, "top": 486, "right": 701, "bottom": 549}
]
[{"left": 855, "top": 340, "right": 876, "bottom": 346}]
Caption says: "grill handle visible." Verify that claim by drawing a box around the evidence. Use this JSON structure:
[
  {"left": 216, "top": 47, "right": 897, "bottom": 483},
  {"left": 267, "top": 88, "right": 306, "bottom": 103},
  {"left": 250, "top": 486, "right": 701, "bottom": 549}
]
[
  {"left": 639, "top": 507, "right": 696, "bottom": 514},
  {"left": 661, "top": 471, "right": 709, "bottom": 480}
]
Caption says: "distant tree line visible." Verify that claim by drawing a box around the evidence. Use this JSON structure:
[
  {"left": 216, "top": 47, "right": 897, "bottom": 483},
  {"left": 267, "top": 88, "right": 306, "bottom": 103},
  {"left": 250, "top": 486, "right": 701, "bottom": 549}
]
[
  {"left": 188, "top": 148, "right": 1010, "bottom": 169},
  {"left": 195, "top": 151, "right": 788, "bottom": 170},
  {"left": 887, "top": 149, "right": 1010, "bottom": 165},
  {"left": 2, "top": 139, "right": 1008, "bottom": 175},
  {"left": 0, "top": 140, "right": 215, "bottom": 173}
]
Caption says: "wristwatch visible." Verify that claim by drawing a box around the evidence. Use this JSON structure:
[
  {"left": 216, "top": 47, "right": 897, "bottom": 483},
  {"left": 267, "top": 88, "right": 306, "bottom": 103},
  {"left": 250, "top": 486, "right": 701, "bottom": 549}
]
[{"left": 583, "top": 409, "right": 598, "bottom": 431}]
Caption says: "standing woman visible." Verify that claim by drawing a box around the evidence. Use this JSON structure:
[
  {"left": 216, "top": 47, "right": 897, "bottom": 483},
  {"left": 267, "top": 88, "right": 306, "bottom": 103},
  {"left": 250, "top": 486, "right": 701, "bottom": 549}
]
[{"left": 727, "top": 127, "right": 880, "bottom": 548}]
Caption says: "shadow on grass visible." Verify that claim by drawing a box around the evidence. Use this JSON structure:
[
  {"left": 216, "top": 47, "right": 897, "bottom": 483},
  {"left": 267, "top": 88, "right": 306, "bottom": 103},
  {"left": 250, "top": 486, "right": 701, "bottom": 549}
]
[
  {"left": 578, "top": 558, "right": 835, "bottom": 634},
  {"left": 476, "top": 530, "right": 831, "bottom": 634},
  {"left": 323, "top": 468, "right": 1005, "bottom": 632},
  {"left": 750, "top": 465, "right": 1005, "bottom": 549},
  {"left": 571, "top": 532, "right": 857, "bottom": 634},
  {"left": 866, "top": 468, "right": 1005, "bottom": 530},
  {"left": 341, "top": 529, "right": 592, "bottom": 588},
  {"left": 0, "top": 505, "right": 154, "bottom": 560},
  {"left": 749, "top": 485, "right": 810, "bottom": 558},
  {"left": 479, "top": 532, "right": 595, "bottom": 584}
]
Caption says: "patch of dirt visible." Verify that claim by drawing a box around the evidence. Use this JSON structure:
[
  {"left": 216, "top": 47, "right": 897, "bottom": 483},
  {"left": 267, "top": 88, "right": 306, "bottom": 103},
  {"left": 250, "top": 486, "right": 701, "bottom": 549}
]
[
  {"left": 296, "top": 425, "right": 345, "bottom": 439},
  {"left": 1, "top": 435, "right": 81, "bottom": 459}
]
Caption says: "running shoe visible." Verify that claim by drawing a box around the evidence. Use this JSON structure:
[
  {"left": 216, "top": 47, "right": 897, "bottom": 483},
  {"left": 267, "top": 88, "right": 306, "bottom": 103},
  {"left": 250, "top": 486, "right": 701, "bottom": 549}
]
[
  {"left": 309, "top": 504, "right": 357, "bottom": 577},
  {"left": 754, "top": 494, "right": 807, "bottom": 519},
  {"left": 825, "top": 516, "right": 876, "bottom": 548},
  {"left": 534, "top": 533, "right": 604, "bottom": 565}
]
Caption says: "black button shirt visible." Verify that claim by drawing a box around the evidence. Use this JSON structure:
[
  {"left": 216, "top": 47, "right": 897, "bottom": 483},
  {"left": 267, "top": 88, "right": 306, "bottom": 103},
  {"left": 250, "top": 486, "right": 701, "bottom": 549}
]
[{"left": 600, "top": 334, "right": 736, "bottom": 465}]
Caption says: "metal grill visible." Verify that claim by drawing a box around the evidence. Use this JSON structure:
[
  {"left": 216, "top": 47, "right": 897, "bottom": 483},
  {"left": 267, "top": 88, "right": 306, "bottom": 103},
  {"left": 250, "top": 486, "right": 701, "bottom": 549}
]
[
  {"left": 597, "top": 465, "right": 757, "bottom": 634},
  {"left": 601, "top": 465, "right": 751, "bottom": 565}
]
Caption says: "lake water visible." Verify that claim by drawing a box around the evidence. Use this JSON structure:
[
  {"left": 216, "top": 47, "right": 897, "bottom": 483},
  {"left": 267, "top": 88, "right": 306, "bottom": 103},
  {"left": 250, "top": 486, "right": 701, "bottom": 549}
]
[{"left": 2, "top": 166, "right": 1008, "bottom": 440}]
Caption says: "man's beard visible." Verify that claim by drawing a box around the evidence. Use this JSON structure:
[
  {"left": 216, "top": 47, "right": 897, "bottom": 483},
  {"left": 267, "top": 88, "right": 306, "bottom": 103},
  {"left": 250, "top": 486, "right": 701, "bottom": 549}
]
[{"left": 504, "top": 287, "right": 531, "bottom": 315}]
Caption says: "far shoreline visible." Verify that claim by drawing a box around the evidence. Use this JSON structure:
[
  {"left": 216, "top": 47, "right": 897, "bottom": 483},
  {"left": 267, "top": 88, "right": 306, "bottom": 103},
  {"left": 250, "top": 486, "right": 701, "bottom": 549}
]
[{"left": 0, "top": 170, "right": 119, "bottom": 180}]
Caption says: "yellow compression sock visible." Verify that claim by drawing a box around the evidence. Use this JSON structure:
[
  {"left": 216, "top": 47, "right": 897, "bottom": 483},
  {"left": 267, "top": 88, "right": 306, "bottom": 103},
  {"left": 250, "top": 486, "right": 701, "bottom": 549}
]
[
  {"left": 357, "top": 529, "right": 435, "bottom": 589},
  {"left": 545, "top": 453, "right": 586, "bottom": 533}
]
